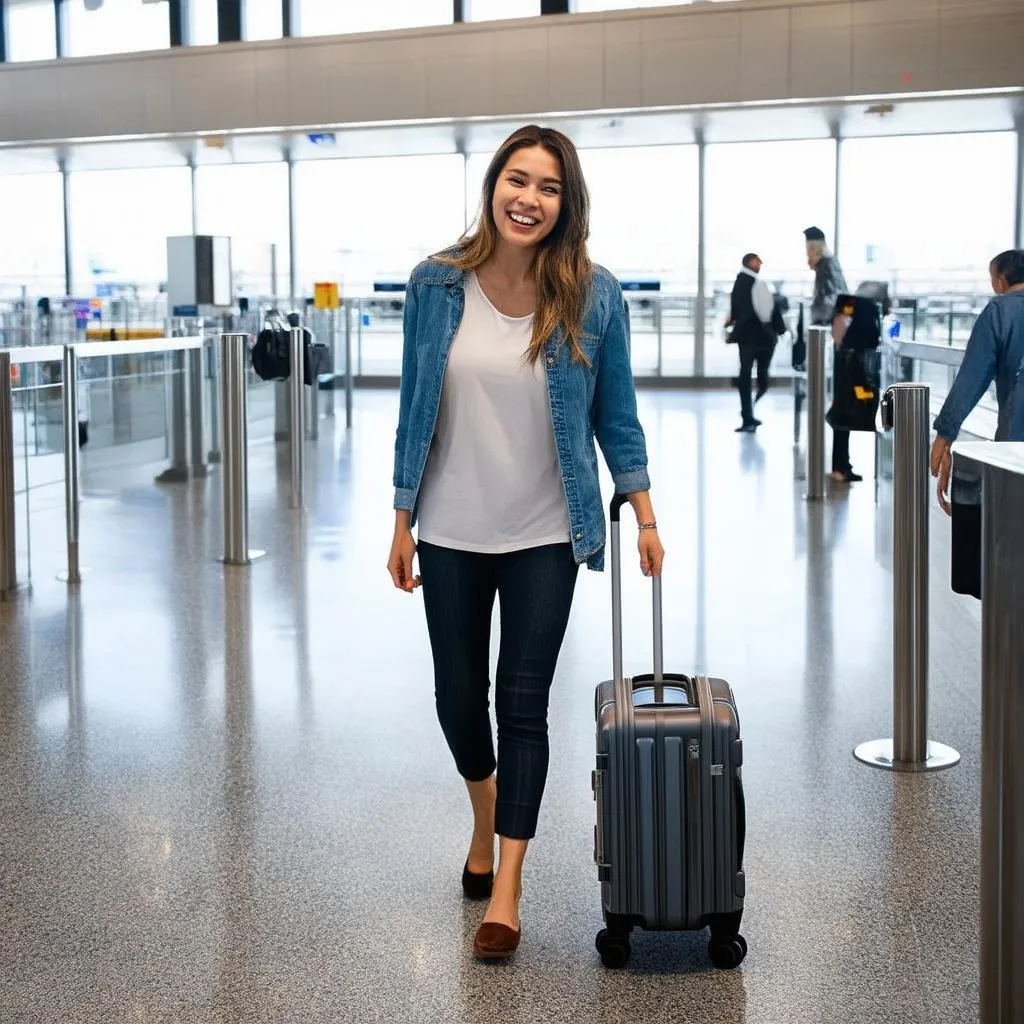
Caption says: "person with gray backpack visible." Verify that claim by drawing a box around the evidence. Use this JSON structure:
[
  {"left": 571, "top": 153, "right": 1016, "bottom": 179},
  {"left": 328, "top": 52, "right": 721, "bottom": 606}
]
[{"left": 932, "top": 249, "right": 1024, "bottom": 512}]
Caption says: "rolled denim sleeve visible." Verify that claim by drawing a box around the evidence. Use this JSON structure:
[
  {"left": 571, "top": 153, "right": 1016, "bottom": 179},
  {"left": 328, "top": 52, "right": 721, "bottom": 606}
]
[
  {"left": 593, "top": 292, "right": 651, "bottom": 495},
  {"left": 393, "top": 283, "right": 419, "bottom": 510},
  {"left": 933, "top": 302, "right": 999, "bottom": 441}
]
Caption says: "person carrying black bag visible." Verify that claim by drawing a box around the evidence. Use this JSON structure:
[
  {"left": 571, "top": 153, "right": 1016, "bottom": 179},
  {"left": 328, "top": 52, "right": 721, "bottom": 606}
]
[
  {"left": 726, "top": 253, "right": 775, "bottom": 433},
  {"left": 804, "top": 227, "right": 859, "bottom": 480}
]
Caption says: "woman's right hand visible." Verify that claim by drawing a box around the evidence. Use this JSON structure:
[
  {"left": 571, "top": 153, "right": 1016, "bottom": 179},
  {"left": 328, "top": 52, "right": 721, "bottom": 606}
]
[{"left": 388, "top": 528, "right": 421, "bottom": 593}]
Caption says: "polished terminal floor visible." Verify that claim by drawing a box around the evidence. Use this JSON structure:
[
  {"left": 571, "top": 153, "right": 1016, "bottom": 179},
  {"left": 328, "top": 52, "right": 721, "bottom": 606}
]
[{"left": 1, "top": 389, "right": 984, "bottom": 1024}]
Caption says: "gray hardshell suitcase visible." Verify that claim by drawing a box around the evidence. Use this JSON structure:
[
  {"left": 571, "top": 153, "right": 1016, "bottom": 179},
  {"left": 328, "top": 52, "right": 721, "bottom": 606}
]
[{"left": 592, "top": 495, "right": 747, "bottom": 970}]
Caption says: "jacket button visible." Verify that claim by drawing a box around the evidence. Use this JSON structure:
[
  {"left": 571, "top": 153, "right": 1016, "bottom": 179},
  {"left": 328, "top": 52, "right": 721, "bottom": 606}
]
[
  {"left": 547, "top": 356, "right": 555, "bottom": 365},
  {"left": 574, "top": 531, "right": 582, "bottom": 540}
]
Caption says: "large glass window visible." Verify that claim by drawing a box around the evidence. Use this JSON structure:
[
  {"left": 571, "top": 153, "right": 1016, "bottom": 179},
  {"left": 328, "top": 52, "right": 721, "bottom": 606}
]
[
  {"left": 68, "top": 167, "right": 191, "bottom": 295},
  {"left": 705, "top": 139, "right": 836, "bottom": 296},
  {"left": 295, "top": 0, "right": 450, "bottom": 37},
  {"left": 244, "top": 0, "right": 283, "bottom": 41},
  {"left": 6, "top": 0, "right": 57, "bottom": 62},
  {"left": 704, "top": 139, "right": 835, "bottom": 374},
  {"left": 294, "top": 154, "right": 464, "bottom": 293},
  {"left": 189, "top": 0, "right": 219, "bottom": 46},
  {"left": 65, "top": 0, "right": 169, "bottom": 58},
  {"left": 580, "top": 146, "right": 698, "bottom": 291},
  {"left": 0, "top": 172, "right": 66, "bottom": 296},
  {"left": 466, "top": 0, "right": 541, "bottom": 20},
  {"left": 839, "top": 132, "right": 1017, "bottom": 295},
  {"left": 194, "top": 163, "right": 289, "bottom": 298}
]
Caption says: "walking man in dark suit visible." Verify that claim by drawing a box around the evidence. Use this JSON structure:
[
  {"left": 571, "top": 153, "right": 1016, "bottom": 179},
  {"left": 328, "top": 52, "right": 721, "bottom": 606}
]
[{"left": 727, "top": 253, "right": 775, "bottom": 433}]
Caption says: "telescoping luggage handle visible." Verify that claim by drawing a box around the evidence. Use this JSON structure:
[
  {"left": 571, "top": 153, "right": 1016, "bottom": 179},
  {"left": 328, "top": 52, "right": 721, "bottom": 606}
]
[{"left": 610, "top": 493, "right": 663, "bottom": 689}]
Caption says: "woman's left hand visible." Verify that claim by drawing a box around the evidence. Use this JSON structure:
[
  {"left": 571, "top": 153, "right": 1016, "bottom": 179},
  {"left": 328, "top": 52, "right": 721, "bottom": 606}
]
[{"left": 638, "top": 529, "right": 665, "bottom": 577}]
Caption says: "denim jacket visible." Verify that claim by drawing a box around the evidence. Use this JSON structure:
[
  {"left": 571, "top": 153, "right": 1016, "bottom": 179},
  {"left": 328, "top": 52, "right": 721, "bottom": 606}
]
[
  {"left": 933, "top": 292, "right": 1024, "bottom": 442},
  {"left": 392, "top": 257, "right": 650, "bottom": 570}
]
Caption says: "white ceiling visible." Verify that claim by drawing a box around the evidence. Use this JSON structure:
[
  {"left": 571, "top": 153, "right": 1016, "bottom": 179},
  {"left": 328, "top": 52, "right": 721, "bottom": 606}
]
[{"left": 0, "top": 88, "right": 1019, "bottom": 173}]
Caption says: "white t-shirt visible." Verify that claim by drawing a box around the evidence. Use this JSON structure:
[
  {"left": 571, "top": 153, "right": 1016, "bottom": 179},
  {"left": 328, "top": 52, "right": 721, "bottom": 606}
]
[{"left": 416, "top": 272, "right": 571, "bottom": 554}]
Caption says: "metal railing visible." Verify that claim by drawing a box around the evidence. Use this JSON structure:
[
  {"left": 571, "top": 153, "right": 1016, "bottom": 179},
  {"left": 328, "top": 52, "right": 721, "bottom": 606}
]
[
  {"left": 1, "top": 287, "right": 993, "bottom": 385},
  {"left": 0, "top": 335, "right": 204, "bottom": 589}
]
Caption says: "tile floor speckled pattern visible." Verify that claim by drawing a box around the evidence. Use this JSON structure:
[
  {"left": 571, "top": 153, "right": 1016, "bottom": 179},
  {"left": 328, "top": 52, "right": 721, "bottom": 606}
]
[{"left": 0, "top": 389, "right": 984, "bottom": 1024}]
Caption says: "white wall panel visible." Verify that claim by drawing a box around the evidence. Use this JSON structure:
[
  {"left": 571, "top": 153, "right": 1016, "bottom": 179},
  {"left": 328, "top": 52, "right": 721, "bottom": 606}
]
[{"left": 0, "top": 0, "right": 1019, "bottom": 146}]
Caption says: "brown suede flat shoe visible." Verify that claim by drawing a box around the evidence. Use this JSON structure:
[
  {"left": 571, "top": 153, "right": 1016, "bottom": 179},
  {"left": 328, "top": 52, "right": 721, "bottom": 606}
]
[{"left": 473, "top": 921, "right": 522, "bottom": 960}]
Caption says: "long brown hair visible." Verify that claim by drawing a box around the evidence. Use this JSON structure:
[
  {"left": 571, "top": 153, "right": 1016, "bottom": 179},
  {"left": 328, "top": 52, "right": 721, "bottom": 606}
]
[{"left": 437, "top": 125, "right": 593, "bottom": 365}]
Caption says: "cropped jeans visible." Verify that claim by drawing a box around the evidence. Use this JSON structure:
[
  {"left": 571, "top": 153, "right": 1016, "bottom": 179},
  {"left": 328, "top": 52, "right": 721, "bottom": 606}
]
[{"left": 417, "top": 541, "right": 579, "bottom": 840}]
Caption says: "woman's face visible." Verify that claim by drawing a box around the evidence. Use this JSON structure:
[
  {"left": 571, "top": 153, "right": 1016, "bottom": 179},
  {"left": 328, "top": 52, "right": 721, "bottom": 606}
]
[{"left": 490, "top": 145, "right": 563, "bottom": 253}]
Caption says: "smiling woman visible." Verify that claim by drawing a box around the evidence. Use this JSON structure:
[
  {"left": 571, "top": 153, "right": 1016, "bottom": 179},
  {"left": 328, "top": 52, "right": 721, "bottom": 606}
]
[{"left": 388, "top": 123, "right": 663, "bottom": 964}]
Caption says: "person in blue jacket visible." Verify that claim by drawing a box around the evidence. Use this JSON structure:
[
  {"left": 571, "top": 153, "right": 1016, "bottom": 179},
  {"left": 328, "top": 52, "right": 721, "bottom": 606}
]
[
  {"left": 932, "top": 249, "right": 1024, "bottom": 512},
  {"left": 387, "top": 125, "right": 665, "bottom": 961}
]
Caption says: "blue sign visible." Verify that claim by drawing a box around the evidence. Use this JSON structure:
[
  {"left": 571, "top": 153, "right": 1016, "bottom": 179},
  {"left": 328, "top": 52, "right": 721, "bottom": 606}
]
[
  {"left": 172, "top": 304, "right": 200, "bottom": 317},
  {"left": 307, "top": 133, "right": 337, "bottom": 146}
]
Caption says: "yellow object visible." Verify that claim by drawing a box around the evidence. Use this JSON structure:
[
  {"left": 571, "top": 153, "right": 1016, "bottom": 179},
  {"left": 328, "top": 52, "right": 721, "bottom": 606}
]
[
  {"left": 854, "top": 386, "right": 875, "bottom": 400},
  {"left": 85, "top": 327, "right": 166, "bottom": 341},
  {"left": 314, "top": 282, "right": 340, "bottom": 309}
]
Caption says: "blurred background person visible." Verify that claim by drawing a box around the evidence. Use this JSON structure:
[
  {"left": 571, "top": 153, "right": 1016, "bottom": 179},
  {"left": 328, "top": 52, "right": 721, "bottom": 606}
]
[
  {"left": 725, "top": 252, "right": 775, "bottom": 433},
  {"left": 932, "top": 248, "right": 1024, "bottom": 512},
  {"left": 804, "top": 226, "right": 858, "bottom": 481}
]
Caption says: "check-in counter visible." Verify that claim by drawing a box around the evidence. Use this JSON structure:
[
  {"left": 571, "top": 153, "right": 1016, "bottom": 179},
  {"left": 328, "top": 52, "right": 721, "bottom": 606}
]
[{"left": 951, "top": 442, "right": 1024, "bottom": 1024}]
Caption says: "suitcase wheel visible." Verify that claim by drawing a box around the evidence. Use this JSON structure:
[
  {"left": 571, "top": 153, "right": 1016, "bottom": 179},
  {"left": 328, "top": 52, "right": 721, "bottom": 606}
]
[
  {"left": 708, "top": 933, "right": 747, "bottom": 970},
  {"left": 595, "top": 928, "right": 631, "bottom": 969}
]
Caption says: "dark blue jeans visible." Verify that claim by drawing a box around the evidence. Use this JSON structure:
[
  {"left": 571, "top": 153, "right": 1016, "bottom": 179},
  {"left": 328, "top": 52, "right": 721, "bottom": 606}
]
[{"left": 417, "top": 541, "right": 579, "bottom": 840}]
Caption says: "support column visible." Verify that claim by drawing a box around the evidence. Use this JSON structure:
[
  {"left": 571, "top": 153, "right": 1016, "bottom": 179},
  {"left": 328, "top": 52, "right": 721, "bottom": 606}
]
[
  {"left": 540, "top": 0, "right": 569, "bottom": 12},
  {"left": 60, "top": 158, "right": 72, "bottom": 297},
  {"left": 54, "top": 0, "right": 64, "bottom": 57},
  {"left": 190, "top": 158, "right": 199, "bottom": 235},
  {"left": 287, "top": 151, "right": 298, "bottom": 307},
  {"left": 832, "top": 125, "right": 843, "bottom": 260},
  {"left": 454, "top": 0, "right": 464, "bottom": 22},
  {"left": 282, "top": 0, "right": 293, "bottom": 37},
  {"left": 693, "top": 132, "right": 707, "bottom": 378},
  {"left": 1015, "top": 120, "right": 1023, "bottom": 250},
  {"left": 1, "top": 0, "right": 8, "bottom": 63}
]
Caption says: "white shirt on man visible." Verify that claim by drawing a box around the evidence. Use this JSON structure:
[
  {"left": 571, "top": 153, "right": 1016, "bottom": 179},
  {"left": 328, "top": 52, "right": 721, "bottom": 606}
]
[
  {"left": 740, "top": 266, "right": 775, "bottom": 323},
  {"left": 416, "top": 271, "right": 571, "bottom": 553}
]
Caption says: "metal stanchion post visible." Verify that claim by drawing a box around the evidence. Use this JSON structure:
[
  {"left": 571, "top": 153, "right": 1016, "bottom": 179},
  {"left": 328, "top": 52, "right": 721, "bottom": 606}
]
[
  {"left": 308, "top": 348, "right": 319, "bottom": 442},
  {"left": 207, "top": 334, "right": 222, "bottom": 463},
  {"left": 344, "top": 302, "right": 353, "bottom": 429},
  {"left": 804, "top": 326, "right": 828, "bottom": 500},
  {"left": 0, "top": 352, "right": 18, "bottom": 597},
  {"left": 187, "top": 346, "right": 208, "bottom": 478},
  {"left": 793, "top": 374, "right": 805, "bottom": 449},
  {"left": 220, "top": 334, "right": 264, "bottom": 566},
  {"left": 156, "top": 348, "right": 190, "bottom": 483},
  {"left": 289, "top": 326, "right": 304, "bottom": 510},
  {"left": 59, "top": 345, "right": 83, "bottom": 584},
  {"left": 325, "top": 307, "right": 336, "bottom": 419},
  {"left": 854, "top": 384, "right": 959, "bottom": 772},
  {"left": 357, "top": 300, "right": 364, "bottom": 377}
]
